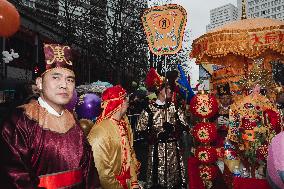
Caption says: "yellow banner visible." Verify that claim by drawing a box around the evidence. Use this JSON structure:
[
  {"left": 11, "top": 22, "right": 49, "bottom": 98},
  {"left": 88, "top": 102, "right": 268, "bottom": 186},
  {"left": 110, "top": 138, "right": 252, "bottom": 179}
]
[{"left": 141, "top": 4, "right": 187, "bottom": 56}]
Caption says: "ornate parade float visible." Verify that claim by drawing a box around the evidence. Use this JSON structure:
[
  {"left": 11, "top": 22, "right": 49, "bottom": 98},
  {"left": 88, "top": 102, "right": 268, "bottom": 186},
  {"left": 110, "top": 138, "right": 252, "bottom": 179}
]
[{"left": 190, "top": 1, "right": 284, "bottom": 188}]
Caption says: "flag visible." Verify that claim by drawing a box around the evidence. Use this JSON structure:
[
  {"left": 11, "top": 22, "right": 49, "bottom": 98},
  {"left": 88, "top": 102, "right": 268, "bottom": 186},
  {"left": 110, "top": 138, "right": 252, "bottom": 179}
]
[{"left": 176, "top": 64, "right": 195, "bottom": 103}]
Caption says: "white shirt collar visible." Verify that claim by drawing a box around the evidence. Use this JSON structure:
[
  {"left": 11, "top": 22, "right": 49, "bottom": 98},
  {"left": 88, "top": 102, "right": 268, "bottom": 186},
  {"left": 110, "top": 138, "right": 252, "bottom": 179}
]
[
  {"left": 38, "top": 97, "right": 64, "bottom": 117},
  {"left": 155, "top": 99, "right": 165, "bottom": 106}
]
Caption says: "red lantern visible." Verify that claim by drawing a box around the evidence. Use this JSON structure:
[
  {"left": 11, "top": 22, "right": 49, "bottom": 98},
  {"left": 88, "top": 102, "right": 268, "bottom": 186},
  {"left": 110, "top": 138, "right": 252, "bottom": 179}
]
[
  {"left": 193, "top": 122, "right": 217, "bottom": 143},
  {"left": 189, "top": 93, "right": 218, "bottom": 119},
  {"left": 0, "top": 0, "right": 20, "bottom": 37},
  {"left": 199, "top": 165, "right": 218, "bottom": 181},
  {"left": 195, "top": 146, "right": 217, "bottom": 164}
]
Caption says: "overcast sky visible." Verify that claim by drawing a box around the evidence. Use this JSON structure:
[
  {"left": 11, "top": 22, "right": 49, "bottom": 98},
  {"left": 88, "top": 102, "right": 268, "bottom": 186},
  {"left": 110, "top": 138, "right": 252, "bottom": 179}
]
[
  {"left": 146, "top": 0, "right": 238, "bottom": 86},
  {"left": 172, "top": 0, "right": 237, "bottom": 40},
  {"left": 169, "top": 0, "right": 238, "bottom": 86}
]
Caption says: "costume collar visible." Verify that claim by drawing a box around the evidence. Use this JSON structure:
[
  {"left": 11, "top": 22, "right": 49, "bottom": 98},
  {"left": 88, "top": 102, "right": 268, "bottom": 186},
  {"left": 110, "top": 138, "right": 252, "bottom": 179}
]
[
  {"left": 156, "top": 99, "right": 165, "bottom": 105},
  {"left": 38, "top": 97, "right": 64, "bottom": 117}
]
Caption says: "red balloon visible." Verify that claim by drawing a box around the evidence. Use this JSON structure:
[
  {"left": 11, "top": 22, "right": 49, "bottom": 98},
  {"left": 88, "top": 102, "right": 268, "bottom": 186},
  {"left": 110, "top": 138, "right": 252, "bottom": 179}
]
[{"left": 0, "top": 0, "right": 20, "bottom": 37}]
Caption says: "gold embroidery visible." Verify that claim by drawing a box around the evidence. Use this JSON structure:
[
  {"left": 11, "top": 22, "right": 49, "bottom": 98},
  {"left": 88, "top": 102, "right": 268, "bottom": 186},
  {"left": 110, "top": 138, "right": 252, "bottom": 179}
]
[{"left": 45, "top": 44, "right": 72, "bottom": 65}]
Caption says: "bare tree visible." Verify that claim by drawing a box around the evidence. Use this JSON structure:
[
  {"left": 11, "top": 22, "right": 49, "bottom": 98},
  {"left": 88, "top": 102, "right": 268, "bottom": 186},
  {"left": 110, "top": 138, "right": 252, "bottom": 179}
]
[
  {"left": 104, "top": 0, "right": 148, "bottom": 86},
  {"left": 11, "top": 0, "right": 148, "bottom": 86}
]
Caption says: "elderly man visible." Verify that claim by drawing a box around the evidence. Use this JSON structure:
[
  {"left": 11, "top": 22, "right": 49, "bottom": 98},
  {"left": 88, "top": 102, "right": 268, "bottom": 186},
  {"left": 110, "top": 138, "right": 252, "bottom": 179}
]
[{"left": 0, "top": 44, "right": 101, "bottom": 188}]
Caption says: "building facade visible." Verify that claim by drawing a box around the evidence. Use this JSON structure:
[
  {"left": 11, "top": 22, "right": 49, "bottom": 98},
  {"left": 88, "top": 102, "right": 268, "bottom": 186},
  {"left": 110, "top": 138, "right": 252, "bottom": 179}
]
[
  {"left": 237, "top": 0, "right": 284, "bottom": 20},
  {"left": 206, "top": 3, "right": 238, "bottom": 31}
]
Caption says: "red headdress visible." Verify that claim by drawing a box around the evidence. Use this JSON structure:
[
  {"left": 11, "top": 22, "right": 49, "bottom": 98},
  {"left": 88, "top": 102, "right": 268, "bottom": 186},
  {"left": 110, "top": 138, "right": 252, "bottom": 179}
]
[
  {"left": 145, "top": 68, "right": 165, "bottom": 92},
  {"left": 42, "top": 43, "right": 74, "bottom": 76},
  {"left": 96, "top": 85, "right": 127, "bottom": 123}
]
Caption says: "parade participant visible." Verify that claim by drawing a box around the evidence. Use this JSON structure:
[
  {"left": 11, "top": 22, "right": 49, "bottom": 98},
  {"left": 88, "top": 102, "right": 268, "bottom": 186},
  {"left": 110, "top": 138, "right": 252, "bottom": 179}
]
[
  {"left": 215, "top": 83, "right": 233, "bottom": 147},
  {"left": 88, "top": 85, "right": 140, "bottom": 189},
  {"left": 0, "top": 44, "right": 101, "bottom": 188},
  {"left": 136, "top": 68, "right": 188, "bottom": 189}
]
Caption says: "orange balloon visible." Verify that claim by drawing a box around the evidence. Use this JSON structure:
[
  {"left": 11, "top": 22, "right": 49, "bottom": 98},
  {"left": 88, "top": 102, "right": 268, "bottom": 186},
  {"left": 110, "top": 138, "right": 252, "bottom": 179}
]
[
  {"left": 0, "top": 0, "right": 20, "bottom": 37},
  {"left": 79, "top": 119, "right": 94, "bottom": 136}
]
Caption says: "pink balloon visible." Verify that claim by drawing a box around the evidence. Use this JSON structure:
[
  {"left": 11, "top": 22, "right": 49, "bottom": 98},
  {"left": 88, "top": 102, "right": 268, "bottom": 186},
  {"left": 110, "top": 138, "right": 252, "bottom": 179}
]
[
  {"left": 267, "top": 132, "right": 284, "bottom": 188},
  {"left": 65, "top": 90, "right": 78, "bottom": 111}
]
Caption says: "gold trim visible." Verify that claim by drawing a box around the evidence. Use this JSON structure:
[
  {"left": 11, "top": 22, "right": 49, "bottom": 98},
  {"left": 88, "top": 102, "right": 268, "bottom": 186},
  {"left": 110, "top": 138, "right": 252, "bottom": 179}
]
[
  {"left": 191, "top": 19, "right": 284, "bottom": 67},
  {"left": 21, "top": 100, "right": 76, "bottom": 134},
  {"left": 41, "top": 67, "right": 74, "bottom": 77}
]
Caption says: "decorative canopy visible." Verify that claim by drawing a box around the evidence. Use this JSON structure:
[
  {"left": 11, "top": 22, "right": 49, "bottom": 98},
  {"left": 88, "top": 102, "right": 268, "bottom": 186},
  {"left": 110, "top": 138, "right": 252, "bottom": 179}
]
[{"left": 191, "top": 18, "right": 284, "bottom": 68}]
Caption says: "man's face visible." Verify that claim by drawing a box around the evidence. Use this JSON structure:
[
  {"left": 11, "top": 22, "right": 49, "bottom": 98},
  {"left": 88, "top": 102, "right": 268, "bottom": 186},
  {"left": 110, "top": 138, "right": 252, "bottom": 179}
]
[
  {"left": 36, "top": 68, "right": 75, "bottom": 107},
  {"left": 120, "top": 97, "right": 129, "bottom": 117},
  {"left": 219, "top": 95, "right": 232, "bottom": 107},
  {"left": 160, "top": 85, "right": 172, "bottom": 99}
]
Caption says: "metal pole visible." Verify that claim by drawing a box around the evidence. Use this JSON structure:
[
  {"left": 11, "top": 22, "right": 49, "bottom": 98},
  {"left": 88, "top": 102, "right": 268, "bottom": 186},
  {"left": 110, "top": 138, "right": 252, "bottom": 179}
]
[
  {"left": 88, "top": 52, "right": 91, "bottom": 83},
  {"left": 164, "top": 55, "right": 168, "bottom": 122}
]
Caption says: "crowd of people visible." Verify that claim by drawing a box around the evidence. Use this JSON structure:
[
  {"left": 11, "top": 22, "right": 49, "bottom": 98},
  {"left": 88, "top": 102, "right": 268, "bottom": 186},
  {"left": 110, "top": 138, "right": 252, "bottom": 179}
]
[
  {"left": 0, "top": 44, "right": 284, "bottom": 189},
  {"left": 0, "top": 44, "right": 192, "bottom": 189}
]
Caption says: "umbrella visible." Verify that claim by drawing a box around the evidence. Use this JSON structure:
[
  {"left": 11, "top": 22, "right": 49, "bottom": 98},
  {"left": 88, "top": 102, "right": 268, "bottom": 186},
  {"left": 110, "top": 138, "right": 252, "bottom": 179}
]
[{"left": 191, "top": 18, "right": 284, "bottom": 69}]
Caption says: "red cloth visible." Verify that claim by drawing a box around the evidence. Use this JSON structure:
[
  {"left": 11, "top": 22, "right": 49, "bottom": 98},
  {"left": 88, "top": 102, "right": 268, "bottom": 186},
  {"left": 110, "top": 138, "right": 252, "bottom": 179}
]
[
  {"left": 188, "top": 157, "right": 205, "bottom": 189},
  {"left": 96, "top": 85, "right": 127, "bottom": 123},
  {"left": 233, "top": 177, "right": 272, "bottom": 189},
  {"left": 145, "top": 68, "right": 164, "bottom": 91},
  {"left": 39, "top": 169, "right": 82, "bottom": 189},
  {"left": 115, "top": 168, "right": 131, "bottom": 189}
]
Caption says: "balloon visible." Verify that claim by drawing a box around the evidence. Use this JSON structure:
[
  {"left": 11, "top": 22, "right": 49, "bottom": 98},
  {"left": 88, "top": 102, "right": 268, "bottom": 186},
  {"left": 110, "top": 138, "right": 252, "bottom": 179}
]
[
  {"left": 65, "top": 90, "right": 78, "bottom": 111},
  {"left": 267, "top": 132, "right": 284, "bottom": 188},
  {"left": 76, "top": 93, "right": 101, "bottom": 120},
  {"left": 0, "top": 0, "right": 20, "bottom": 37},
  {"left": 79, "top": 119, "right": 94, "bottom": 136}
]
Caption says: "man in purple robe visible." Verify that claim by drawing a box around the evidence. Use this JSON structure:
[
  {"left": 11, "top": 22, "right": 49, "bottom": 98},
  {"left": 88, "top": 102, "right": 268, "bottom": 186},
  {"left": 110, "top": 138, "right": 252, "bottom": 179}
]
[{"left": 0, "top": 44, "right": 101, "bottom": 189}]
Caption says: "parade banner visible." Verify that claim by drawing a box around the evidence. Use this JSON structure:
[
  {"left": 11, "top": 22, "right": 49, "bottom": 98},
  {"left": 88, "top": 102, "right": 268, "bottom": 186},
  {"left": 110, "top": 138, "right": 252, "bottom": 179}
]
[{"left": 141, "top": 4, "right": 187, "bottom": 56}]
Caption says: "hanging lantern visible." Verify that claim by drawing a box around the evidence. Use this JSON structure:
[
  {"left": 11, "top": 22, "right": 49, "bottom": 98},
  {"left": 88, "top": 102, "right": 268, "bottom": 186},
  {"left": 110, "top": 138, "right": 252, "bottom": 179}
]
[
  {"left": 195, "top": 146, "right": 217, "bottom": 164},
  {"left": 199, "top": 165, "right": 218, "bottom": 181},
  {"left": 193, "top": 122, "right": 217, "bottom": 143},
  {"left": 189, "top": 93, "right": 218, "bottom": 119},
  {"left": 0, "top": 0, "right": 20, "bottom": 37}
]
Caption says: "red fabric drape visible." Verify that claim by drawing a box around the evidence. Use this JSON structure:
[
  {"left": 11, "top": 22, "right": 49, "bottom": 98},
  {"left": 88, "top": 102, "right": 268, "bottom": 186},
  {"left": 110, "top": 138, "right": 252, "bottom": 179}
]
[
  {"left": 233, "top": 177, "right": 272, "bottom": 189},
  {"left": 188, "top": 157, "right": 205, "bottom": 189}
]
